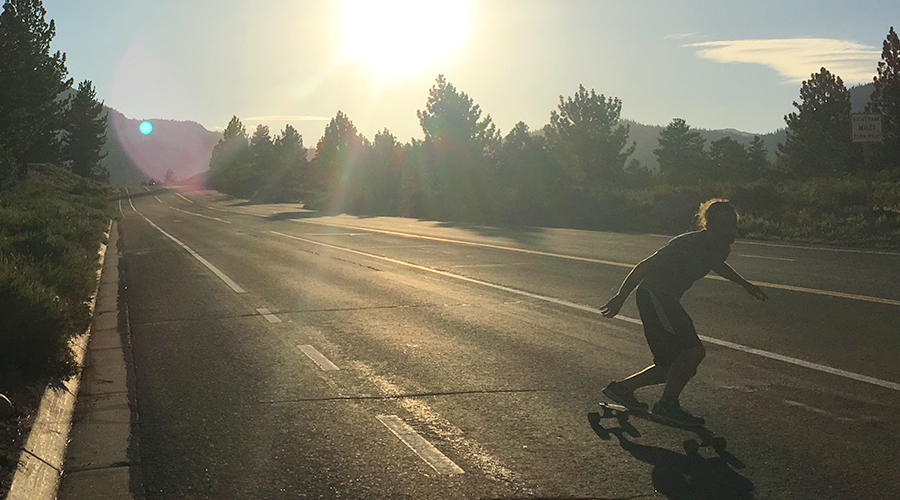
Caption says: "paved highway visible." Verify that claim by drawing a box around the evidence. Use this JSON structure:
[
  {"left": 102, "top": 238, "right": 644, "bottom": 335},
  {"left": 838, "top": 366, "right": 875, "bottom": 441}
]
[{"left": 116, "top": 187, "right": 900, "bottom": 499}]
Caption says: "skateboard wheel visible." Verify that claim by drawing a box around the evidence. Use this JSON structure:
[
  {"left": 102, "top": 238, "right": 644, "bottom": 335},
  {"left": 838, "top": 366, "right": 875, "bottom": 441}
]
[
  {"left": 683, "top": 439, "right": 700, "bottom": 455},
  {"left": 712, "top": 436, "right": 727, "bottom": 451}
]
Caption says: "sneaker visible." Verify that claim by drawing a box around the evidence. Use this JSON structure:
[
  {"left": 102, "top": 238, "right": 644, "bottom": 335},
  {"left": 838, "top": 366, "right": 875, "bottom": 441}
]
[
  {"left": 652, "top": 400, "right": 705, "bottom": 427},
  {"left": 602, "top": 382, "right": 649, "bottom": 411}
]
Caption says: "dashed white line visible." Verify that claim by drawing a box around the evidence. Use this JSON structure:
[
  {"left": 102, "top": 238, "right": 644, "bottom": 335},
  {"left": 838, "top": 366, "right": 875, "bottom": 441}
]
[
  {"left": 154, "top": 195, "right": 163, "bottom": 203},
  {"left": 256, "top": 307, "right": 282, "bottom": 323},
  {"left": 172, "top": 191, "right": 194, "bottom": 203},
  {"left": 297, "top": 345, "right": 339, "bottom": 371},
  {"left": 376, "top": 415, "right": 465, "bottom": 475},
  {"left": 272, "top": 230, "right": 900, "bottom": 392},
  {"left": 738, "top": 254, "right": 796, "bottom": 262},
  {"left": 169, "top": 206, "right": 231, "bottom": 224}
]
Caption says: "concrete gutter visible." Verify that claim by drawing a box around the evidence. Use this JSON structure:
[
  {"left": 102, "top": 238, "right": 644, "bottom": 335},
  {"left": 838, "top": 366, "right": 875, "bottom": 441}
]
[{"left": 7, "top": 221, "right": 134, "bottom": 500}]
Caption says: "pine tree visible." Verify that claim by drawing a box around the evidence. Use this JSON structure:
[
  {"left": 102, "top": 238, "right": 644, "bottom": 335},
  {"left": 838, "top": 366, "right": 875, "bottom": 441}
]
[
  {"left": 64, "top": 80, "right": 108, "bottom": 180},
  {"left": 0, "top": 0, "right": 72, "bottom": 169},
  {"left": 416, "top": 75, "right": 500, "bottom": 221},
  {"left": 869, "top": 27, "right": 900, "bottom": 170},
  {"left": 747, "top": 136, "right": 770, "bottom": 180},
  {"left": 208, "top": 115, "right": 250, "bottom": 196},
  {"left": 707, "top": 136, "right": 748, "bottom": 182},
  {"left": 778, "top": 67, "right": 860, "bottom": 177},
  {"left": 654, "top": 118, "right": 706, "bottom": 184},
  {"left": 545, "top": 85, "right": 635, "bottom": 190}
]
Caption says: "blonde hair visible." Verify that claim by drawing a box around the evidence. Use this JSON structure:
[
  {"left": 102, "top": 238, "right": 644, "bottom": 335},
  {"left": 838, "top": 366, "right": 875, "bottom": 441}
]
[{"left": 697, "top": 198, "right": 736, "bottom": 229}]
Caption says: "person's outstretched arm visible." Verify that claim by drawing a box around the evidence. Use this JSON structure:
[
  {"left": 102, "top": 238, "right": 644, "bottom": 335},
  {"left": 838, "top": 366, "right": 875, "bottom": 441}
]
[
  {"left": 712, "top": 261, "right": 768, "bottom": 301},
  {"left": 601, "top": 254, "right": 657, "bottom": 317}
]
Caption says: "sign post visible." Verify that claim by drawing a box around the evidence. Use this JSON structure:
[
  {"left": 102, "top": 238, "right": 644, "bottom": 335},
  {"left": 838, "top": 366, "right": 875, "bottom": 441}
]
[{"left": 851, "top": 113, "right": 883, "bottom": 209}]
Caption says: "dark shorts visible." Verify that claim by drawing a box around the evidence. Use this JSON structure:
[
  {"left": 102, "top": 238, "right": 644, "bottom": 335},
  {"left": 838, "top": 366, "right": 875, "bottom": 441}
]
[{"left": 635, "top": 288, "right": 702, "bottom": 368}]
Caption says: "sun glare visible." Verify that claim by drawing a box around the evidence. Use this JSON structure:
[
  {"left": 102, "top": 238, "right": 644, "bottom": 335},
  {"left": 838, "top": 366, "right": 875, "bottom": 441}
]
[{"left": 341, "top": 0, "right": 469, "bottom": 80}]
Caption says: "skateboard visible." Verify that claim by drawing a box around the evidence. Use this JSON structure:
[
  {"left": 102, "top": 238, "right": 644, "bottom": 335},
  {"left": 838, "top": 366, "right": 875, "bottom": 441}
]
[{"left": 598, "top": 401, "right": 729, "bottom": 457}]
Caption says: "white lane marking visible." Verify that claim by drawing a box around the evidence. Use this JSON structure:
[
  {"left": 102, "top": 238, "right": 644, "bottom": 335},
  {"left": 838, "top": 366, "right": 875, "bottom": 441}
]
[
  {"left": 739, "top": 240, "right": 900, "bottom": 256},
  {"left": 292, "top": 220, "right": 899, "bottom": 308},
  {"left": 118, "top": 198, "right": 124, "bottom": 217},
  {"left": 376, "top": 415, "right": 465, "bottom": 475},
  {"left": 783, "top": 400, "right": 831, "bottom": 416},
  {"left": 297, "top": 345, "right": 339, "bottom": 371},
  {"left": 154, "top": 195, "right": 163, "bottom": 203},
  {"left": 293, "top": 219, "right": 630, "bottom": 268},
  {"left": 169, "top": 206, "right": 232, "bottom": 224},
  {"left": 355, "top": 361, "right": 521, "bottom": 485},
  {"left": 256, "top": 307, "right": 282, "bottom": 324},
  {"left": 451, "top": 263, "right": 523, "bottom": 268},
  {"left": 693, "top": 335, "right": 900, "bottom": 392},
  {"left": 173, "top": 191, "right": 194, "bottom": 203},
  {"left": 651, "top": 234, "right": 900, "bottom": 256},
  {"left": 129, "top": 202, "right": 246, "bottom": 293},
  {"left": 738, "top": 254, "right": 796, "bottom": 262},
  {"left": 302, "top": 232, "right": 371, "bottom": 236},
  {"left": 272, "top": 231, "right": 900, "bottom": 392}
]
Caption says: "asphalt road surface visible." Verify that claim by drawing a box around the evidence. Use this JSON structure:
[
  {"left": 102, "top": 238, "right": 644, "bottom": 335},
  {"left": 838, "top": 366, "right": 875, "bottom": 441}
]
[{"left": 115, "top": 187, "right": 900, "bottom": 499}]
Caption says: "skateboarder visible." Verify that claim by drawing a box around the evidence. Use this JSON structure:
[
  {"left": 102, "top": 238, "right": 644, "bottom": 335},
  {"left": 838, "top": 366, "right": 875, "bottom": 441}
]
[{"left": 600, "top": 199, "right": 768, "bottom": 426}]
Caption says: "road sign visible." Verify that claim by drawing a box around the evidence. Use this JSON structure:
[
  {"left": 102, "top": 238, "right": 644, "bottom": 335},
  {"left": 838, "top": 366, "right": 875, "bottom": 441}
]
[{"left": 852, "top": 113, "right": 882, "bottom": 143}]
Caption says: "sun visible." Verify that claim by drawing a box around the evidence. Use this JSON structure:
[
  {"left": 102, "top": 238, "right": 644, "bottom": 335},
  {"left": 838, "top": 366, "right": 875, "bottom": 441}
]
[{"left": 341, "top": 0, "right": 469, "bottom": 80}]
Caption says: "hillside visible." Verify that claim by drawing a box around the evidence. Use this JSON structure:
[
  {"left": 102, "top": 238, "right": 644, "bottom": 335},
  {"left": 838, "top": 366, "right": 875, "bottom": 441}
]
[
  {"left": 102, "top": 109, "right": 221, "bottom": 186},
  {"left": 623, "top": 120, "right": 786, "bottom": 172}
]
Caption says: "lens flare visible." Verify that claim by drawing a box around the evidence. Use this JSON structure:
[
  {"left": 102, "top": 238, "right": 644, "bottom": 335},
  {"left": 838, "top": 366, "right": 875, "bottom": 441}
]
[{"left": 139, "top": 121, "right": 153, "bottom": 135}]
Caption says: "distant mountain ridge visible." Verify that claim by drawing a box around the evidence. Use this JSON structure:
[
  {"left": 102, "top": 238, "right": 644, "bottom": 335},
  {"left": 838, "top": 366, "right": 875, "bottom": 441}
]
[{"left": 102, "top": 109, "right": 222, "bottom": 186}]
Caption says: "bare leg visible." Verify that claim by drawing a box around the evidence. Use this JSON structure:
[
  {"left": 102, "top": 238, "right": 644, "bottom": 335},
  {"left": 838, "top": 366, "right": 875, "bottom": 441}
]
[
  {"left": 617, "top": 364, "right": 668, "bottom": 392},
  {"left": 658, "top": 345, "right": 706, "bottom": 405}
]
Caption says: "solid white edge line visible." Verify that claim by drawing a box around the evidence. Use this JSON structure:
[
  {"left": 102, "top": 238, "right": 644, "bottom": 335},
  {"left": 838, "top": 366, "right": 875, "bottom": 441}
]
[
  {"left": 272, "top": 230, "right": 900, "bottom": 392},
  {"left": 376, "top": 415, "right": 465, "bottom": 475},
  {"left": 291, "top": 219, "right": 900, "bottom": 308},
  {"left": 129, "top": 201, "right": 246, "bottom": 293},
  {"left": 296, "top": 345, "right": 339, "bottom": 371}
]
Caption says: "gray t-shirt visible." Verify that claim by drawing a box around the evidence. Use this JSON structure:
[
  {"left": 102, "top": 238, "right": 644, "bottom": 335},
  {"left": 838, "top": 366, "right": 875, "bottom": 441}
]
[{"left": 638, "top": 230, "right": 731, "bottom": 299}]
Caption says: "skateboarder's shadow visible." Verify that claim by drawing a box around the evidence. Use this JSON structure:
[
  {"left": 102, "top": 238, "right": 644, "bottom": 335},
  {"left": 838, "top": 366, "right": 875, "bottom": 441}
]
[{"left": 588, "top": 412, "right": 755, "bottom": 500}]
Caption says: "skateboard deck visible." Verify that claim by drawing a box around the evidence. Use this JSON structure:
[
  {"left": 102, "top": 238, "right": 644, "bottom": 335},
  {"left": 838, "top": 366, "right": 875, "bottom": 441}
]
[{"left": 598, "top": 401, "right": 730, "bottom": 458}]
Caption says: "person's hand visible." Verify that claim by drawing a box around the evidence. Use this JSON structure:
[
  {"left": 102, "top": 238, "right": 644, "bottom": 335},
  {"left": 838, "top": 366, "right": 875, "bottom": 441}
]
[
  {"left": 601, "top": 294, "right": 626, "bottom": 317},
  {"left": 745, "top": 283, "right": 768, "bottom": 301}
]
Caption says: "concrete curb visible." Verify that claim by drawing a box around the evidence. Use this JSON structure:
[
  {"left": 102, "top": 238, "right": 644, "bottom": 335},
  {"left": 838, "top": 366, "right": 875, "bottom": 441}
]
[{"left": 6, "top": 222, "right": 117, "bottom": 500}]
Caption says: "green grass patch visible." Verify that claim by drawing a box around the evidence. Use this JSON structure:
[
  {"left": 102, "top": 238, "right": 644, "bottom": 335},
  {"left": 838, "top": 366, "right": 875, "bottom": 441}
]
[{"left": 0, "top": 164, "right": 115, "bottom": 380}]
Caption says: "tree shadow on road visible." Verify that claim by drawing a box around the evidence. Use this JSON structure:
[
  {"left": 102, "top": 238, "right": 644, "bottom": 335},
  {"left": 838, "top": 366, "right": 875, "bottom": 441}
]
[{"left": 588, "top": 412, "right": 755, "bottom": 500}]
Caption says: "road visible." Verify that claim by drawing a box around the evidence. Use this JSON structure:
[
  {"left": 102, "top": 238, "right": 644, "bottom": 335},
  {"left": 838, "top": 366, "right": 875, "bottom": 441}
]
[{"left": 114, "top": 187, "right": 899, "bottom": 499}]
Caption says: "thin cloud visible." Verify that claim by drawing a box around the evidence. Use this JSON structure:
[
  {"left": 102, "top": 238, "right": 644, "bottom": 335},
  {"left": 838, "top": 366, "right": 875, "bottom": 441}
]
[
  {"left": 687, "top": 38, "right": 880, "bottom": 84},
  {"left": 243, "top": 115, "right": 331, "bottom": 121},
  {"left": 665, "top": 32, "right": 700, "bottom": 40}
]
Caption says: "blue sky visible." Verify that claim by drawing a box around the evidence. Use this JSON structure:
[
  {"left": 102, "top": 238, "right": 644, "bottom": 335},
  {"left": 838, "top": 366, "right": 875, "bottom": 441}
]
[{"left": 45, "top": 0, "right": 895, "bottom": 145}]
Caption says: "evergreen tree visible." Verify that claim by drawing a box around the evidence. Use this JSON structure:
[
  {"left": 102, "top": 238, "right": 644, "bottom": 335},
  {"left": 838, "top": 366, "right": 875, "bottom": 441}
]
[
  {"left": 266, "top": 124, "right": 308, "bottom": 202},
  {"left": 545, "top": 85, "right": 635, "bottom": 190},
  {"left": 64, "top": 80, "right": 108, "bottom": 180},
  {"left": 707, "top": 136, "right": 748, "bottom": 182},
  {"left": 654, "top": 118, "right": 706, "bottom": 184},
  {"left": 363, "top": 129, "right": 403, "bottom": 215},
  {"left": 313, "top": 111, "right": 368, "bottom": 211},
  {"left": 208, "top": 115, "right": 251, "bottom": 196},
  {"left": 778, "top": 67, "right": 860, "bottom": 177},
  {"left": 498, "top": 121, "right": 564, "bottom": 225},
  {"left": 869, "top": 26, "right": 900, "bottom": 170},
  {"left": 416, "top": 75, "right": 500, "bottom": 221},
  {"left": 0, "top": 0, "right": 72, "bottom": 169},
  {"left": 747, "top": 136, "right": 770, "bottom": 180}
]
